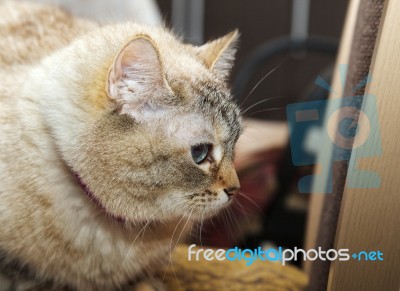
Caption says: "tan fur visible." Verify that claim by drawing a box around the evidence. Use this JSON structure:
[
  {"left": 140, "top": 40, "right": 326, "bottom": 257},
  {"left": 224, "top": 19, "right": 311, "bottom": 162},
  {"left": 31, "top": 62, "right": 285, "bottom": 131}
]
[{"left": 0, "top": 1, "right": 242, "bottom": 290}]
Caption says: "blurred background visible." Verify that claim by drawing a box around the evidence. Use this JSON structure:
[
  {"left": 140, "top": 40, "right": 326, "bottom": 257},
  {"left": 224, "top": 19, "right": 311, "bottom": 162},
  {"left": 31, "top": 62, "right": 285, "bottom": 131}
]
[
  {"left": 157, "top": 0, "right": 347, "bottom": 120},
  {"left": 20, "top": 0, "right": 350, "bottom": 268}
]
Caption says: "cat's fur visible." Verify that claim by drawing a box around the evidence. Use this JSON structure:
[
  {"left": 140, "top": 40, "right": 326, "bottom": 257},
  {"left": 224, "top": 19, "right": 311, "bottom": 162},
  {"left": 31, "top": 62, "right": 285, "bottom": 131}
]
[{"left": 0, "top": 1, "right": 242, "bottom": 290}]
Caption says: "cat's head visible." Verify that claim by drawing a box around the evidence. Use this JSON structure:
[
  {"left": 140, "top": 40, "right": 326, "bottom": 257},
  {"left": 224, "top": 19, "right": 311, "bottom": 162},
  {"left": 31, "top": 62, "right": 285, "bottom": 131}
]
[{"left": 76, "top": 30, "right": 242, "bottom": 223}]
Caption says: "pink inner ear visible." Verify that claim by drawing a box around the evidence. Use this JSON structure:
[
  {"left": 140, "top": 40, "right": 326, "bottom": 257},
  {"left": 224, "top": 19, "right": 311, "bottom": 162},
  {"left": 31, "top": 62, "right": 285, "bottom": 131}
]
[
  {"left": 107, "top": 37, "right": 171, "bottom": 119},
  {"left": 107, "top": 37, "right": 166, "bottom": 103},
  {"left": 117, "top": 39, "right": 162, "bottom": 80}
]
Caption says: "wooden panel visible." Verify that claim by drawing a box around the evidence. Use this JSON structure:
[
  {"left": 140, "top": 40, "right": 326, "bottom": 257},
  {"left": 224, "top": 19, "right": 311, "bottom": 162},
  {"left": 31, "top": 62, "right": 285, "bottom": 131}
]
[
  {"left": 328, "top": 0, "right": 400, "bottom": 289},
  {"left": 304, "top": 0, "right": 362, "bottom": 274}
]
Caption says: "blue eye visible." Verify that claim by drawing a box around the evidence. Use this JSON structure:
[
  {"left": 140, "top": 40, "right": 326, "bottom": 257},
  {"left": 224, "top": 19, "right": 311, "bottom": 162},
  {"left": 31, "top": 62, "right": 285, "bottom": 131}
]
[{"left": 191, "top": 144, "right": 212, "bottom": 164}]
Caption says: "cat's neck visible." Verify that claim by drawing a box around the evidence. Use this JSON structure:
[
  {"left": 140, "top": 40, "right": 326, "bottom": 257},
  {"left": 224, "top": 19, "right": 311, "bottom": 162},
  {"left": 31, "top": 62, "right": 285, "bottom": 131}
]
[{"left": 70, "top": 170, "right": 127, "bottom": 224}]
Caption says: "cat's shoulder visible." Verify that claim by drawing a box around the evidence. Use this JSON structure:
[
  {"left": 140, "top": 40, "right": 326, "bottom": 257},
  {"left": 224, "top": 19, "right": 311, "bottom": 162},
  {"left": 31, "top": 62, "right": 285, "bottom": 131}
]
[{"left": 0, "top": 1, "right": 98, "bottom": 67}]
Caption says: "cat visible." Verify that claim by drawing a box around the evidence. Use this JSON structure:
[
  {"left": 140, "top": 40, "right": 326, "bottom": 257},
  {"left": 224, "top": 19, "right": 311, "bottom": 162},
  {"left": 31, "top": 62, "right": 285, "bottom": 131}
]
[{"left": 0, "top": 1, "right": 242, "bottom": 290}]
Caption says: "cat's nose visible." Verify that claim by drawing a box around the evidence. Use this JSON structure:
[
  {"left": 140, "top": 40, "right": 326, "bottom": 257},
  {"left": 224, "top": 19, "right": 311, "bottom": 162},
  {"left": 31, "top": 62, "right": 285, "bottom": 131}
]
[
  {"left": 219, "top": 160, "right": 240, "bottom": 199},
  {"left": 224, "top": 186, "right": 239, "bottom": 198}
]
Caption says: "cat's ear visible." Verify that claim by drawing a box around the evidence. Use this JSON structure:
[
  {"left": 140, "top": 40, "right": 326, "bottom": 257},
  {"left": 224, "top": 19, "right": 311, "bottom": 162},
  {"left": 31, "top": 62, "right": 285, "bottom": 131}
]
[
  {"left": 196, "top": 30, "right": 239, "bottom": 79},
  {"left": 107, "top": 36, "right": 172, "bottom": 119}
]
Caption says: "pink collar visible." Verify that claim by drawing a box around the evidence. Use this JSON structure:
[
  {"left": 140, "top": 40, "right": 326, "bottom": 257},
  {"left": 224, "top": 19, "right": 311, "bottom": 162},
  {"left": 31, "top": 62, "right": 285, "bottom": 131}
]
[{"left": 71, "top": 171, "right": 127, "bottom": 224}]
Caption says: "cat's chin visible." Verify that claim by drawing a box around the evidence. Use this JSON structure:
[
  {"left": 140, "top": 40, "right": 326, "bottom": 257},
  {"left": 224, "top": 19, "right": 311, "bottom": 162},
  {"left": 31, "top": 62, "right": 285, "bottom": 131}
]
[{"left": 183, "top": 203, "right": 232, "bottom": 221}]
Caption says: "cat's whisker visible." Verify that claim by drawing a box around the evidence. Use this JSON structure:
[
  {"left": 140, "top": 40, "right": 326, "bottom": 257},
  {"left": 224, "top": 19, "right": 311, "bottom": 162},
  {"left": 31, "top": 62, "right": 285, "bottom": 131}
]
[
  {"left": 169, "top": 207, "right": 194, "bottom": 289},
  {"left": 208, "top": 214, "right": 216, "bottom": 228},
  {"left": 189, "top": 216, "right": 198, "bottom": 242},
  {"left": 231, "top": 199, "right": 258, "bottom": 244},
  {"left": 233, "top": 199, "right": 254, "bottom": 223},
  {"left": 221, "top": 208, "right": 234, "bottom": 243},
  {"left": 221, "top": 209, "right": 236, "bottom": 244},
  {"left": 120, "top": 208, "right": 163, "bottom": 269},
  {"left": 244, "top": 107, "right": 284, "bottom": 118},
  {"left": 232, "top": 198, "right": 250, "bottom": 216},
  {"left": 120, "top": 201, "right": 188, "bottom": 268},
  {"left": 199, "top": 211, "right": 205, "bottom": 247},
  {"left": 138, "top": 201, "right": 188, "bottom": 243},
  {"left": 146, "top": 200, "right": 191, "bottom": 226},
  {"left": 226, "top": 208, "right": 242, "bottom": 246},
  {"left": 162, "top": 207, "right": 192, "bottom": 285},
  {"left": 226, "top": 206, "right": 244, "bottom": 240},
  {"left": 242, "top": 98, "right": 285, "bottom": 115},
  {"left": 230, "top": 200, "right": 256, "bottom": 236},
  {"left": 239, "top": 58, "right": 287, "bottom": 108},
  {"left": 236, "top": 192, "right": 264, "bottom": 216},
  {"left": 172, "top": 208, "right": 194, "bottom": 257},
  {"left": 168, "top": 206, "right": 194, "bottom": 261},
  {"left": 238, "top": 121, "right": 285, "bottom": 147},
  {"left": 229, "top": 208, "right": 246, "bottom": 245},
  {"left": 164, "top": 206, "right": 194, "bottom": 289}
]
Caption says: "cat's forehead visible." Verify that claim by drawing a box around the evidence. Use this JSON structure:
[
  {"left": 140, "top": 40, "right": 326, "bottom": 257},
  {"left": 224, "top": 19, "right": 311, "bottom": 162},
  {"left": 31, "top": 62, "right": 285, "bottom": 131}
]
[
  {"left": 195, "top": 82, "right": 242, "bottom": 133},
  {"left": 164, "top": 112, "right": 213, "bottom": 143},
  {"left": 170, "top": 80, "right": 242, "bottom": 152}
]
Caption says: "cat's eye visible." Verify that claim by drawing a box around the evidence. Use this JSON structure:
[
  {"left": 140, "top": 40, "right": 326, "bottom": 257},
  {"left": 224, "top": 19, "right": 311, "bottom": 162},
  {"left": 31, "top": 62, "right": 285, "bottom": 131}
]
[{"left": 191, "top": 144, "right": 212, "bottom": 164}]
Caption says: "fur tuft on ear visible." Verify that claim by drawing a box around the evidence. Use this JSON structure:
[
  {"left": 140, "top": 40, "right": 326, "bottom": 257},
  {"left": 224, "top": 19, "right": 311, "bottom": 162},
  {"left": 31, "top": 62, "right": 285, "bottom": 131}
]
[
  {"left": 107, "top": 36, "right": 171, "bottom": 119},
  {"left": 196, "top": 30, "right": 239, "bottom": 79}
]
